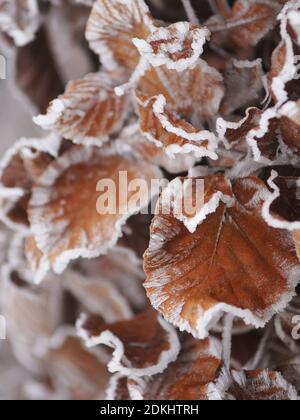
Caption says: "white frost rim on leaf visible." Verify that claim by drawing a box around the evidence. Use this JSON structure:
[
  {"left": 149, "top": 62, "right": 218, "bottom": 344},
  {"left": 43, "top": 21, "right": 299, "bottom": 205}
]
[
  {"left": 216, "top": 107, "right": 259, "bottom": 150},
  {"left": 140, "top": 94, "right": 218, "bottom": 160},
  {"left": 159, "top": 177, "right": 234, "bottom": 234},
  {"left": 147, "top": 264, "right": 300, "bottom": 339},
  {"left": 76, "top": 313, "right": 181, "bottom": 378},
  {"left": 246, "top": 1, "right": 300, "bottom": 161},
  {"left": 0, "top": 133, "right": 61, "bottom": 233},
  {"left": 132, "top": 22, "right": 210, "bottom": 72},
  {"left": 106, "top": 373, "right": 128, "bottom": 400},
  {"left": 0, "top": 133, "right": 61, "bottom": 183},
  {"left": 262, "top": 170, "right": 300, "bottom": 230}
]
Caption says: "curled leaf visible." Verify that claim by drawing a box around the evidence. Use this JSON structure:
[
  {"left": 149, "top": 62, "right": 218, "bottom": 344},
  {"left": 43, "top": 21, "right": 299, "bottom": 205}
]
[{"left": 77, "top": 310, "right": 180, "bottom": 377}]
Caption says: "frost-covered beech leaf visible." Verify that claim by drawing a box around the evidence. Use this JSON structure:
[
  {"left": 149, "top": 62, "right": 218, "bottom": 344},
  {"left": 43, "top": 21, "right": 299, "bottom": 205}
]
[
  {"left": 41, "top": 329, "right": 110, "bottom": 400},
  {"left": 135, "top": 57, "right": 224, "bottom": 160},
  {"left": 34, "top": 72, "right": 130, "bottom": 147},
  {"left": 228, "top": 0, "right": 280, "bottom": 49},
  {"left": 267, "top": 5, "right": 300, "bottom": 103},
  {"left": 228, "top": 369, "right": 299, "bottom": 400},
  {"left": 136, "top": 58, "right": 225, "bottom": 123},
  {"left": 217, "top": 107, "right": 280, "bottom": 161},
  {"left": 244, "top": 2, "right": 300, "bottom": 162},
  {"left": 144, "top": 174, "right": 300, "bottom": 339},
  {"left": 86, "top": 0, "right": 154, "bottom": 71},
  {"left": 0, "top": 134, "right": 61, "bottom": 231},
  {"left": 0, "top": 0, "right": 40, "bottom": 46},
  {"left": 126, "top": 336, "right": 223, "bottom": 400},
  {"left": 208, "top": 0, "right": 280, "bottom": 50},
  {"left": 217, "top": 107, "right": 262, "bottom": 149},
  {"left": 137, "top": 93, "right": 218, "bottom": 160},
  {"left": 77, "top": 309, "right": 180, "bottom": 377},
  {"left": 28, "top": 145, "right": 162, "bottom": 279}
]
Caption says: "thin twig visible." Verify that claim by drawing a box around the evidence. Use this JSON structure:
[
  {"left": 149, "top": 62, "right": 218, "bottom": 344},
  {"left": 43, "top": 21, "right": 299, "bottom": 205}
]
[
  {"left": 222, "top": 314, "right": 234, "bottom": 369},
  {"left": 208, "top": 14, "right": 272, "bottom": 33},
  {"left": 244, "top": 322, "right": 273, "bottom": 371},
  {"left": 181, "top": 0, "right": 200, "bottom": 25},
  {"left": 208, "top": 0, "right": 218, "bottom": 14}
]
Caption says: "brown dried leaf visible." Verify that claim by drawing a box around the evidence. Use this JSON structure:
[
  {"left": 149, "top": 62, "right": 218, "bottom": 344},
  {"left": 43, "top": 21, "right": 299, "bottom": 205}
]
[
  {"left": 127, "top": 336, "right": 222, "bottom": 400},
  {"left": 132, "top": 22, "right": 210, "bottom": 71},
  {"left": 209, "top": 0, "right": 280, "bottom": 50},
  {"left": 0, "top": 134, "right": 61, "bottom": 231},
  {"left": 77, "top": 309, "right": 180, "bottom": 377},
  {"left": 28, "top": 145, "right": 162, "bottom": 280},
  {"left": 86, "top": 0, "right": 154, "bottom": 71},
  {"left": 34, "top": 72, "right": 130, "bottom": 146},
  {"left": 137, "top": 92, "right": 218, "bottom": 160},
  {"left": 137, "top": 59, "right": 224, "bottom": 122},
  {"left": 229, "top": 369, "right": 299, "bottom": 400},
  {"left": 144, "top": 174, "right": 300, "bottom": 338}
]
